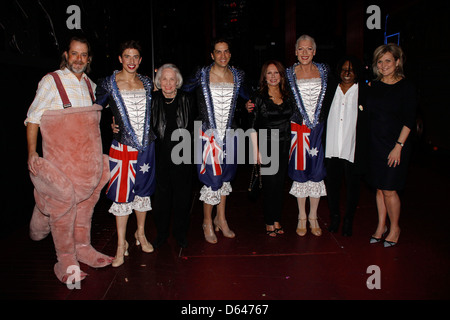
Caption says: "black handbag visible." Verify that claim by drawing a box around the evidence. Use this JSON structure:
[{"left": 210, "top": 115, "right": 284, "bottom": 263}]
[{"left": 247, "top": 164, "right": 262, "bottom": 201}]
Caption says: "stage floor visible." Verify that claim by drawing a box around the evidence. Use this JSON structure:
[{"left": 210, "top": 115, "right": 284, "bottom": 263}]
[{"left": 1, "top": 150, "right": 449, "bottom": 301}]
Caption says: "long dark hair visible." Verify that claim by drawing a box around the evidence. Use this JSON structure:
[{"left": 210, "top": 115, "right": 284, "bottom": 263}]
[{"left": 258, "top": 60, "right": 289, "bottom": 100}]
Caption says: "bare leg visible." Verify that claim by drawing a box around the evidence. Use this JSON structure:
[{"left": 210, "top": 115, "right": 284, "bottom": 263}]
[
  {"left": 308, "top": 197, "right": 322, "bottom": 236},
  {"left": 134, "top": 210, "right": 153, "bottom": 252},
  {"left": 214, "top": 195, "right": 235, "bottom": 238},
  {"left": 382, "top": 190, "right": 401, "bottom": 243},
  {"left": 297, "top": 197, "right": 308, "bottom": 220},
  {"left": 203, "top": 203, "right": 217, "bottom": 244},
  {"left": 309, "top": 197, "right": 320, "bottom": 220},
  {"left": 373, "top": 189, "right": 388, "bottom": 238},
  {"left": 112, "top": 215, "right": 129, "bottom": 267},
  {"left": 296, "top": 197, "right": 307, "bottom": 236}
]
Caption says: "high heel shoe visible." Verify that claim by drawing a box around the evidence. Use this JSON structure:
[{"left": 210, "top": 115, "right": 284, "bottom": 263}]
[
  {"left": 203, "top": 224, "right": 218, "bottom": 244},
  {"left": 309, "top": 218, "right": 322, "bottom": 237},
  {"left": 369, "top": 226, "right": 388, "bottom": 244},
  {"left": 134, "top": 232, "right": 154, "bottom": 253},
  {"left": 214, "top": 218, "right": 235, "bottom": 238},
  {"left": 296, "top": 218, "right": 307, "bottom": 236},
  {"left": 112, "top": 241, "right": 129, "bottom": 268},
  {"left": 383, "top": 229, "right": 400, "bottom": 248}
]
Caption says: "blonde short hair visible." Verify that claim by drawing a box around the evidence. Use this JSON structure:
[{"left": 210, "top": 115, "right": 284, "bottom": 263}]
[
  {"left": 154, "top": 63, "right": 183, "bottom": 89},
  {"left": 372, "top": 43, "right": 405, "bottom": 80},
  {"left": 295, "top": 34, "right": 317, "bottom": 51}
]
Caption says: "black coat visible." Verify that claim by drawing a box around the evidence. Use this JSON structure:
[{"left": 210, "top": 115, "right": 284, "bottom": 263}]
[{"left": 151, "top": 90, "right": 195, "bottom": 139}]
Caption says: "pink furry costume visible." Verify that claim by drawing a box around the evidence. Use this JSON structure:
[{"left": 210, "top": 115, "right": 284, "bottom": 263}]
[{"left": 27, "top": 72, "right": 112, "bottom": 283}]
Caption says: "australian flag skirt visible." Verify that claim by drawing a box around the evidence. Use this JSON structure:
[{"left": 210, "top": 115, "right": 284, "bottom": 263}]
[
  {"left": 288, "top": 121, "right": 326, "bottom": 183},
  {"left": 106, "top": 139, "right": 156, "bottom": 204},
  {"left": 196, "top": 130, "right": 238, "bottom": 191}
]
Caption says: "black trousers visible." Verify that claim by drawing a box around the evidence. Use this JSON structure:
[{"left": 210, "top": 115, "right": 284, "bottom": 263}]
[
  {"left": 152, "top": 156, "right": 193, "bottom": 245},
  {"left": 325, "top": 157, "right": 361, "bottom": 222},
  {"left": 261, "top": 140, "right": 290, "bottom": 225}
]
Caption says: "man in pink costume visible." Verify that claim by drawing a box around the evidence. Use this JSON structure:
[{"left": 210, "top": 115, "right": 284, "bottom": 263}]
[{"left": 25, "top": 36, "right": 112, "bottom": 283}]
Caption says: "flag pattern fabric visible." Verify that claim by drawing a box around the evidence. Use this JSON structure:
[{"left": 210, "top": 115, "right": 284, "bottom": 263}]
[{"left": 106, "top": 140, "right": 155, "bottom": 203}]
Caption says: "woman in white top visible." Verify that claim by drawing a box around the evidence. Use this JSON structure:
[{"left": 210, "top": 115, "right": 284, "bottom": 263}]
[
  {"left": 286, "top": 35, "right": 333, "bottom": 237},
  {"left": 325, "top": 56, "right": 369, "bottom": 236}
]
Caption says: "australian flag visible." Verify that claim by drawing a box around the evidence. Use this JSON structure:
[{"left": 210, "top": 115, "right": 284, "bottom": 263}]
[
  {"left": 288, "top": 121, "right": 326, "bottom": 183},
  {"left": 106, "top": 140, "right": 156, "bottom": 203}
]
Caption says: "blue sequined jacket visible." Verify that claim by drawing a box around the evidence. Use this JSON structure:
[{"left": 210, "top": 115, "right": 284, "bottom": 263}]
[
  {"left": 95, "top": 71, "right": 155, "bottom": 150},
  {"left": 182, "top": 64, "right": 250, "bottom": 143},
  {"left": 286, "top": 62, "right": 333, "bottom": 128}
]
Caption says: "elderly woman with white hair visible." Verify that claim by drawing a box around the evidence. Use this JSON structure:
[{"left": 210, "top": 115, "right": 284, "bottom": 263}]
[{"left": 151, "top": 63, "right": 196, "bottom": 249}]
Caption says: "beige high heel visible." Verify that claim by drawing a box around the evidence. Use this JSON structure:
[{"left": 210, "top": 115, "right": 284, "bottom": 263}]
[
  {"left": 296, "top": 218, "right": 307, "bottom": 236},
  {"left": 112, "top": 241, "right": 129, "bottom": 268},
  {"left": 203, "top": 224, "right": 218, "bottom": 244},
  {"left": 308, "top": 218, "right": 322, "bottom": 237},
  {"left": 134, "top": 232, "right": 154, "bottom": 253},
  {"left": 214, "top": 218, "right": 235, "bottom": 238}
]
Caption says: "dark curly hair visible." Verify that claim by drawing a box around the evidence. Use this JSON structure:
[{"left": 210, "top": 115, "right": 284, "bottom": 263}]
[{"left": 119, "top": 40, "right": 143, "bottom": 56}]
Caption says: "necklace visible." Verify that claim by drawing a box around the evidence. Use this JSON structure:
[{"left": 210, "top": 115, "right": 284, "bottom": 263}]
[
  {"left": 164, "top": 90, "right": 177, "bottom": 104},
  {"left": 164, "top": 96, "right": 176, "bottom": 104}
]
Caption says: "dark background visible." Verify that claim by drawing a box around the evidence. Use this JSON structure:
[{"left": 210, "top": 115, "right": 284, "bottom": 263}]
[{"left": 1, "top": 0, "right": 449, "bottom": 237}]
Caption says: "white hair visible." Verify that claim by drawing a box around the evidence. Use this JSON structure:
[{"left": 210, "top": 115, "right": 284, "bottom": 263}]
[
  {"left": 154, "top": 63, "right": 183, "bottom": 89},
  {"left": 295, "top": 34, "right": 317, "bottom": 51}
]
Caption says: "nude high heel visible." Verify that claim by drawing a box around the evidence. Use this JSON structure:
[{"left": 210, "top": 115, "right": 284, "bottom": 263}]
[
  {"left": 296, "top": 218, "right": 307, "bottom": 236},
  {"left": 134, "top": 232, "right": 154, "bottom": 253},
  {"left": 203, "top": 224, "right": 218, "bottom": 244},
  {"left": 308, "top": 218, "right": 322, "bottom": 237},
  {"left": 214, "top": 218, "right": 235, "bottom": 238},
  {"left": 112, "top": 241, "right": 129, "bottom": 268}
]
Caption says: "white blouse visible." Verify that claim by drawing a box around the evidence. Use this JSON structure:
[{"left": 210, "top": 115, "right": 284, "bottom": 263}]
[{"left": 325, "top": 83, "right": 359, "bottom": 162}]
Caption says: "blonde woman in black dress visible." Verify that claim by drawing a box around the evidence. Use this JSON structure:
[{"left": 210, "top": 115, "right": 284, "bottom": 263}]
[{"left": 367, "top": 44, "right": 417, "bottom": 247}]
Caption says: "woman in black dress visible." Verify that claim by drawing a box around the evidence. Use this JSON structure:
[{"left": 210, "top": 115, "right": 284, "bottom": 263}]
[
  {"left": 249, "top": 60, "right": 294, "bottom": 236},
  {"left": 151, "top": 63, "right": 195, "bottom": 249},
  {"left": 367, "top": 44, "right": 417, "bottom": 247}
]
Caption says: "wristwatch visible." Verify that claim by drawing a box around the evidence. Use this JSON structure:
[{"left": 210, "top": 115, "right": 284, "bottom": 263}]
[{"left": 396, "top": 141, "right": 404, "bottom": 147}]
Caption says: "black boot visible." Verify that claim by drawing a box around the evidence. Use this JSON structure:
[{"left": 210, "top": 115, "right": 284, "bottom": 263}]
[
  {"left": 328, "top": 215, "right": 340, "bottom": 233},
  {"left": 342, "top": 217, "right": 353, "bottom": 236}
]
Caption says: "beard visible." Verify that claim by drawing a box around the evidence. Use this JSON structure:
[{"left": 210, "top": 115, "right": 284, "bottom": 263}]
[{"left": 68, "top": 61, "right": 87, "bottom": 74}]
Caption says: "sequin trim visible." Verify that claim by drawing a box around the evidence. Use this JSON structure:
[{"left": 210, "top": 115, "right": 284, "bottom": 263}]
[
  {"left": 107, "top": 71, "right": 153, "bottom": 150},
  {"left": 286, "top": 62, "right": 329, "bottom": 129},
  {"left": 199, "top": 64, "right": 244, "bottom": 145}
]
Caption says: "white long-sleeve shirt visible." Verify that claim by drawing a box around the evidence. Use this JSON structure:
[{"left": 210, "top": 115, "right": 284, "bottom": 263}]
[{"left": 325, "top": 83, "right": 359, "bottom": 162}]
